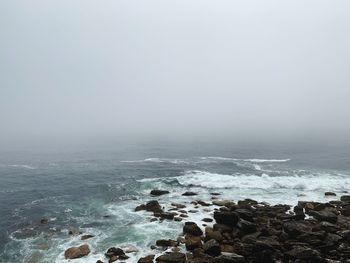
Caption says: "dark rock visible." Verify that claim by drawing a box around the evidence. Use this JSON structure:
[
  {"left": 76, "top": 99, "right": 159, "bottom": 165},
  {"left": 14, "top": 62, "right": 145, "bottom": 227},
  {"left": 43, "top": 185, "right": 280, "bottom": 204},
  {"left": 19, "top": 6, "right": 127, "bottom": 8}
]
[
  {"left": 81, "top": 234, "right": 94, "bottom": 240},
  {"left": 182, "top": 192, "right": 197, "bottom": 196},
  {"left": 155, "top": 252, "right": 186, "bottom": 263},
  {"left": 214, "top": 211, "right": 239, "bottom": 227},
  {"left": 340, "top": 195, "right": 350, "bottom": 202},
  {"left": 105, "top": 247, "right": 125, "bottom": 258},
  {"left": 203, "top": 239, "right": 221, "bottom": 257},
  {"left": 64, "top": 244, "right": 90, "bottom": 259},
  {"left": 283, "top": 221, "right": 312, "bottom": 237},
  {"left": 235, "top": 209, "right": 254, "bottom": 222},
  {"left": 205, "top": 227, "right": 223, "bottom": 242},
  {"left": 96, "top": 260, "right": 104, "bottom": 263},
  {"left": 171, "top": 203, "right": 186, "bottom": 209},
  {"left": 202, "top": 218, "right": 213, "bottom": 222},
  {"left": 156, "top": 239, "right": 178, "bottom": 247},
  {"left": 285, "top": 246, "right": 323, "bottom": 260},
  {"left": 237, "top": 219, "right": 257, "bottom": 234},
  {"left": 308, "top": 210, "right": 338, "bottom": 223},
  {"left": 68, "top": 228, "right": 82, "bottom": 235},
  {"left": 135, "top": 200, "right": 163, "bottom": 213},
  {"left": 151, "top": 190, "right": 170, "bottom": 196},
  {"left": 212, "top": 252, "right": 245, "bottom": 263},
  {"left": 325, "top": 192, "right": 336, "bottom": 196},
  {"left": 183, "top": 222, "right": 203, "bottom": 236},
  {"left": 138, "top": 255, "right": 155, "bottom": 263},
  {"left": 40, "top": 218, "right": 49, "bottom": 224},
  {"left": 185, "top": 235, "right": 202, "bottom": 251}
]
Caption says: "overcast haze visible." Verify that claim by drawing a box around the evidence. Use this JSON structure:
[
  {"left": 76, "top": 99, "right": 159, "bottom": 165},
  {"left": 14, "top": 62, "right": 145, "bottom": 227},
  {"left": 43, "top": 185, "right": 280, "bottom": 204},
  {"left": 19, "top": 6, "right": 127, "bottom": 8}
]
[{"left": 1, "top": 0, "right": 350, "bottom": 145}]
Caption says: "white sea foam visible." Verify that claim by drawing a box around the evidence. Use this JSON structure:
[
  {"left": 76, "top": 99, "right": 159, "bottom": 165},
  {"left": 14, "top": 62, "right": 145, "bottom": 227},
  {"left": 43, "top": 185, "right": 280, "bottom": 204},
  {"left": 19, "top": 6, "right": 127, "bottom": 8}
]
[
  {"left": 200, "top": 156, "right": 291, "bottom": 163},
  {"left": 7, "top": 164, "right": 36, "bottom": 169}
]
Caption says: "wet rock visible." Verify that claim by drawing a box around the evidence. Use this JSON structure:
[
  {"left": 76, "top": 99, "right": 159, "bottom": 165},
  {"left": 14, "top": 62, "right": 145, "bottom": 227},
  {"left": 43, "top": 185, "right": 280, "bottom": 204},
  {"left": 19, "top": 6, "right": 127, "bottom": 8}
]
[
  {"left": 325, "top": 192, "right": 337, "bottom": 196},
  {"left": 235, "top": 209, "right": 254, "bottom": 222},
  {"left": 203, "top": 239, "right": 221, "bottom": 257},
  {"left": 174, "top": 217, "right": 183, "bottom": 222},
  {"left": 122, "top": 245, "right": 139, "bottom": 253},
  {"left": 151, "top": 190, "right": 170, "bottom": 196},
  {"left": 64, "top": 244, "right": 90, "bottom": 259},
  {"left": 96, "top": 260, "right": 104, "bottom": 263},
  {"left": 211, "top": 192, "right": 221, "bottom": 196},
  {"left": 156, "top": 239, "right": 178, "bottom": 247},
  {"left": 185, "top": 235, "right": 202, "bottom": 251},
  {"left": 340, "top": 195, "right": 350, "bottom": 202},
  {"left": 212, "top": 200, "right": 235, "bottom": 207},
  {"left": 105, "top": 247, "right": 125, "bottom": 259},
  {"left": 155, "top": 252, "right": 186, "bottom": 263},
  {"left": 183, "top": 222, "right": 203, "bottom": 236},
  {"left": 135, "top": 200, "right": 163, "bottom": 213},
  {"left": 202, "top": 218, "right": 213, "bottom": 222},
  {"left": 283, "top": 221, "right": 312, "bottom": 237},
  {"left": 68, "top": 228, "right": 82, "bottom": 235},
  {"left": 182, "top": 192, "right": 197, "bottom": 196},
  {"left": 171, "top": 203, "right": 186, "bottom": 209},
  {"left": 214, "top": 211, "right": 239, "bottom": 227},
  {"left": 138, "top": 255, "right": 155, "bottom": 263},
  {"left": 155, "top": 212, "right": 175, "bottom": 220},
  {"left": 81, "top": 234, "right": 94, "bottom": 240},
  {"left": 40, "top": 218, "right": 49, "bottom": 224},
  {"left": 197, "top": 200, "right": 211, "bottom": 206}
]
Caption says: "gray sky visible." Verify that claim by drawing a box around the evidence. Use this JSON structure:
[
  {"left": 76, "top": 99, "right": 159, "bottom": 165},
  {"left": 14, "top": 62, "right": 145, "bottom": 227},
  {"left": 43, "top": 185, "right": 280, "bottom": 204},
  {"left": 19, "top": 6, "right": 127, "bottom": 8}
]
[{"left": 1, "top": 0, "right": 350, "bottom": 144}]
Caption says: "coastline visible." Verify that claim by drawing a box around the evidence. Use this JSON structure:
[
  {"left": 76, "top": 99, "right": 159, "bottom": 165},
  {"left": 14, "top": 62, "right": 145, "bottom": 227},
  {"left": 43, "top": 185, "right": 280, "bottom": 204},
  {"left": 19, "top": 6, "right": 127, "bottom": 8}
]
[{"left": 64, "top": 190, "right": 350, "bottom": 263}]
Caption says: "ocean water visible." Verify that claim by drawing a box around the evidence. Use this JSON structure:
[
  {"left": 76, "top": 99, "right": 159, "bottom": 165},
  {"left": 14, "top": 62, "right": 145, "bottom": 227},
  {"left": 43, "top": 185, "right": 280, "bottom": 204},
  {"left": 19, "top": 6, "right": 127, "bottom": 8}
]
[{"left": 0, "top": 141, "right": 349, "bottom": 263}]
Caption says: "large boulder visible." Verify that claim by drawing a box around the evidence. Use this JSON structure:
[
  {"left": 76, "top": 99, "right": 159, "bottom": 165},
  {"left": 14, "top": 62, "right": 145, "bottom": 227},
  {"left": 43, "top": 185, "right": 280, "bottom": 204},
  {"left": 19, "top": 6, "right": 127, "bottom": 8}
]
[
  {"left": 185, "top": 235, "right": 202, "bottom": 251},
  {"left": 155, "top": 252, "right": 186, "bottom": 263},
  {"left": 182, "top": 192, "right": 197, "bottom": 196},
  {"left": 135, "top": 200, "right": 163, "bottom": 213},
  {"left": 156, "top": 239, "right": 178, "bottom": 247},
  {"left": 307, "top": 210, "right": 338, "bottom": 223},
  {"left": 341, "top": 195, "right": 350, "bottom": 202},
  {"left": 138, "top": 255, "right": 155, "bottom": 263},
  {"left": 183, "top": 222, "right": 203, "bottom": 236},
  {"left": 285, "top": 246, "right": 323, "bottom": 261},
  {"left": 64, "top": 244, "right": 90, "bottom": 259},
  {"left": 283, "top": 221, "right": 312, "bottom": 237},
  {"left": 203, "top": 239, "right": 221, "bottom": 257},
  {"left": 214, "top": 211, "right": 239, "bottom": 227}
]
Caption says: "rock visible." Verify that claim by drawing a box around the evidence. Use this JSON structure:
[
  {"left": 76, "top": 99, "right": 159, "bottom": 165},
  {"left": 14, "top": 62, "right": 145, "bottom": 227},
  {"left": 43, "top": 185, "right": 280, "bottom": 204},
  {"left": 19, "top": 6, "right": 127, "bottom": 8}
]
[
  {"left": 203, "top": 239, "right": 221, "bottom": 257},
  {"left": 171, "top": 203, "right": 186, "bottom": 209},
  {"left": 283, "top": 221, "right": 312, "bottom": 237},
  {"left": 151, "top": 190, "right": 170, "bottom": 196},
  {"left": 68, "top": 228, "right": 82, "bottom": 235},
  {"left": 212, "top": 200, "right": 235, "bottom": 207},
  {"left": 138, "top": 255, "right": 155, "bottom": 263},
  {"left": 185, "top": 235, "right": 202, "bottom": 251},
  {"left": 122, "top": 245, "right": 139, "bottom": 253},
  {"left": 105, "top": 247, "right": 125, "bottom": 258},
  {"left": 155, "top": 212, "right": 175, "bottom": 220},
  {"left": 96, "top": 260, "right": 104, "bottom": 263},
  {"left": 212, "top": 252, "right": 245, "bottom": 263},
  {"left": 64, "top": 244, "right": 90, "bottom": 259},
  {"left": 237, "top": 219, "right": 257, "bottom": 234},
  {"left": 325, "top": 192, "right": 336, "bottom": 196},
  {"left": 40, "top": 218, "right": 49, "bottom": 224},
  {"left": 81, "top": 234, "right": 94, "bottom": 240},
  {"left": 156, "top": 239, "right": 178, "bottom": 247},
  {"left": 119, "top": 254, "right": 130, "bottom": 260},
  {"left": 340, "top": 195, "right": 350, "bottom": 202},
  {"left": 202, "top": 218, "right": 213, "bottom": 222},
  {"left": 211, "top": 192, "right": 221, "bottom": 196},
  {"left": 183, "top": 222, "right": 203, "bottom": 236},
  {"left": 197, "top": 200, "right": 211, "bottom": 206},
  {"left": 308, "top": 210, "right": 338, "bottom": 223},
  {"left": 182, "top": 192, "right": 197, "bottom": 196},
  {"left": 285, "top": 246, "right": 323, "bottom": 260},
  {"left": 155, "top": 252, "right": 186, "bottom": 263},
  {"left": 214, "top": 211, "right": 239, "bottom": 227},
  {"left": 135, "top": 200, "right": 163, "bottom": 213},
  {"left": 174, "top": 217, "right": 182, "bottom": 222},
  {"left": 235, "top": 209, "right": 254, "bottom": 222}
]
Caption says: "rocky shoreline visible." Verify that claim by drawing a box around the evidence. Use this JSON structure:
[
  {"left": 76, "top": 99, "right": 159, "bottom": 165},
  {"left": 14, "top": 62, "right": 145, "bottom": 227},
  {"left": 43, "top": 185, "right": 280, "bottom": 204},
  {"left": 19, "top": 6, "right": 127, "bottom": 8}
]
[{"left": 64, "top": 191, "right": 350, "bottom": 262}]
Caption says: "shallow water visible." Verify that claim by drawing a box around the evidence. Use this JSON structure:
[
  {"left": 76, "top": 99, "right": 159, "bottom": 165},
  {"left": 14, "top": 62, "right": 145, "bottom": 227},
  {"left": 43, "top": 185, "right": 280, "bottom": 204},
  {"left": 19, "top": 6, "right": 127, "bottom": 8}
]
[{"left": 0, "top": 142, "right": 349, "bottom": 262}]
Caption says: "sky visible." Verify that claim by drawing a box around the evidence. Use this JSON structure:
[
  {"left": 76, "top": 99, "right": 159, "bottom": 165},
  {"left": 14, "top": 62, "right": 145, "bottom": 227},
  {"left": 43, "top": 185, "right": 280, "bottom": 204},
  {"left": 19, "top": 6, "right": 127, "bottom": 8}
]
[{"left": 1, "top": 0, "right": 350, "bottom": 145}]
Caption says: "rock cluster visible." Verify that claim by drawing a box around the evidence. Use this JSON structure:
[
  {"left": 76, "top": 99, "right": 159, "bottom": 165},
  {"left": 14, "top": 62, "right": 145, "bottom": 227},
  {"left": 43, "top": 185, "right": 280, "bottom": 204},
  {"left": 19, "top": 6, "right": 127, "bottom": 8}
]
[{"left": 136, "top": 194, "right": 350, "bottom": 263}]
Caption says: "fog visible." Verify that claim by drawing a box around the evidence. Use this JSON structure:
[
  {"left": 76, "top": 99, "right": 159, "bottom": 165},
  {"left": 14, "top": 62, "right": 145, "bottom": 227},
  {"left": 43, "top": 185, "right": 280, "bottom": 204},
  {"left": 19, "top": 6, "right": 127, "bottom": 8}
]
[{"left": 1, "top": 0, "right": 350, "bottom": 146}]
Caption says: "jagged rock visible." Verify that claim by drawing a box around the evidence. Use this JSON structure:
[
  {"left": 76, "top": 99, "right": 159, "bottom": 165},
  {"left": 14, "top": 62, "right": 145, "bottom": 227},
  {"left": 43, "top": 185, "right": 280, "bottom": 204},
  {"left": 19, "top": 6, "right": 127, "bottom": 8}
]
[
  {"left": 308, "top": 210, "right": 338, "bottom": 223},
  {"left": 156, "top": 239, "right": 178, "bottom": 247},
  {"left": 214, "top": 211, "right": 239, "bottom": 227},
  {"left": 155, "top": 252, "right": 186, "bottom": 263},
  {"left": 64, "top": 244, "right": 90, "bottom": 259},
  {"left": 237, "top": 219, "right": 257, "bottom": 234},
  {"left": 203, "top": 239, "right": 221, "bottom": 256},
  {"left": 135, "top": 200, "right": 163, "bottom": 213},
  {"left": 183, "top": 222, "right": 203, "bottom": 236}
]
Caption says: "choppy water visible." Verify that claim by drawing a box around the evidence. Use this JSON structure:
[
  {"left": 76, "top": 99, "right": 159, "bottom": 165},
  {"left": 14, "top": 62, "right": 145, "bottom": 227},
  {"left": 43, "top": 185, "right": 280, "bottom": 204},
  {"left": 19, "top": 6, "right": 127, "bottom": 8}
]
[{"left": 0, "top": 142, "right": 349, "bottom": 263}]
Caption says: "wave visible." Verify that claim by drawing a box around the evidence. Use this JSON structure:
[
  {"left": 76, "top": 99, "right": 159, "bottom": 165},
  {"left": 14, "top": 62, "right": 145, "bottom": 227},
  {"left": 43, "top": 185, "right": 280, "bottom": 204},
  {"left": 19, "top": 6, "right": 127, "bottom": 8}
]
[
  {"left": 175, "top": 170, "right": 350, "bottom": 191},
  {"left": 7, "top": 164, "right": 36, "bottom": 169},
  {"left": 121, "top": 158, "right": 189, "bottom": 164},
  {"left": 200, "top": 157, "right": 291, "bottom": 163}
]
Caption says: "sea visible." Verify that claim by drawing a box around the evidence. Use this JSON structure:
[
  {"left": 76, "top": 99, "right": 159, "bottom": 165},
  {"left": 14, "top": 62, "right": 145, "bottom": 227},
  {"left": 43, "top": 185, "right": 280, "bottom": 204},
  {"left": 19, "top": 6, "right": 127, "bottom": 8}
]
[{"left": 0, "top": 140, "right": 349, "bottom": 262}]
